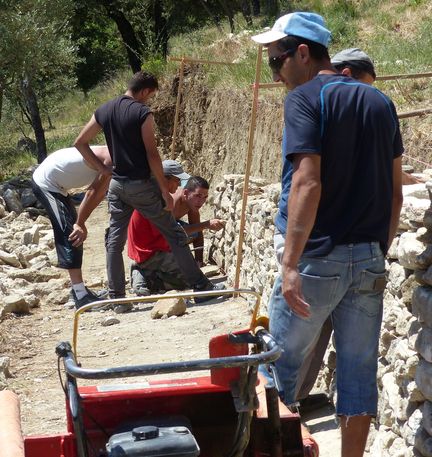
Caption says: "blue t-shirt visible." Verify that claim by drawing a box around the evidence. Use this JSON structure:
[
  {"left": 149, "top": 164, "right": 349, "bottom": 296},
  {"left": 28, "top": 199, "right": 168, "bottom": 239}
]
[
  {"left": 274, "top": 128, "right": 293, "bottom": 235},
  {"left": 275, "top": 74, "right": 403, "bottom": 256}
]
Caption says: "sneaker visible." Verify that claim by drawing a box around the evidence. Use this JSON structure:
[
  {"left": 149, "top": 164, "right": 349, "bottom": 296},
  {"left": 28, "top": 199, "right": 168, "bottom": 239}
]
[
  {"left": 193, "top": 281, "right": 226, "bottom": 304},
  {"left": 74, "top": 292, "right": 103, "bottom": 310}
]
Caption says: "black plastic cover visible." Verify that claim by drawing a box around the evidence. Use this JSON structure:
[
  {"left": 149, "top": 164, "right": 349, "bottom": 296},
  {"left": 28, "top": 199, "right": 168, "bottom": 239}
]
[{"left": 106, "top": 424, "right": 200, "bottom": 457}]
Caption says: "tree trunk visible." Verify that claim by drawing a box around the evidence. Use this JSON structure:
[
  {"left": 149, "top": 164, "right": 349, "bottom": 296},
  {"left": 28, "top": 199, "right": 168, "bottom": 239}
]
[
  {"left": 252, "top": 0, "right": 260, "bottom": 16},
  {"left": 241, "top": 0, "right": 253, "bottom": 26},
  {"left": 99, "top": 0, "right": 142, "bottom": 73},
  {"left": 198, "top": 0, "right": 223, "bottom": 32},
  {"left": 153, "top": 0, "right": 168, "bottom": 57},
  {"left": 264, "top": 0, "right": 279, "bottom": 19},
  {"left": 20, "top": 76, "right": 47, "bottom": 163},
  {"left": 218, "top": 0, "right": 235, "bottom": 33}
]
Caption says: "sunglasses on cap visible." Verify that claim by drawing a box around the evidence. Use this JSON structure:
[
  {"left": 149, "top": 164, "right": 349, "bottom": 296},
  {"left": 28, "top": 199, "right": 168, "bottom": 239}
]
[{"left": 268, "top": 48, "right": 297, "bottom": 73}]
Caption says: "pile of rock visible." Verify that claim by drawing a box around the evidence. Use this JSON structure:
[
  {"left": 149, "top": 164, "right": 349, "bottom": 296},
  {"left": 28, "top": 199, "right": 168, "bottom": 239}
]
[
  {"left": 0, "top": 173, "right": 70, "bottom": 320},
  {"left": 209, "top": 174, "right": 280, "bottom": 306},
  {"left": 210, "top": 172, "right": 432, "bottom": 457}
]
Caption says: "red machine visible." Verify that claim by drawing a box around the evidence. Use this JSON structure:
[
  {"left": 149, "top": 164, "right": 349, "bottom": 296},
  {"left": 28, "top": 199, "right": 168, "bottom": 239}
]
[{"left": 24, "top": 289, "right": 318, "bottom": 457}]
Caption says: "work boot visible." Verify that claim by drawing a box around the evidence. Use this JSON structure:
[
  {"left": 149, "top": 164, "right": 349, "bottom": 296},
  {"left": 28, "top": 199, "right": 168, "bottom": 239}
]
[{"left": 193, "top": 281, "right": 226, "bottom": 304}]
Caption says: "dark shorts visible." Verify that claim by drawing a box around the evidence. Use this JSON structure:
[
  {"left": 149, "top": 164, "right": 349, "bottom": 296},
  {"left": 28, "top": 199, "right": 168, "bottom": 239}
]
[{"left": 32, "top": 179, "right": 83, "bottom": 269}]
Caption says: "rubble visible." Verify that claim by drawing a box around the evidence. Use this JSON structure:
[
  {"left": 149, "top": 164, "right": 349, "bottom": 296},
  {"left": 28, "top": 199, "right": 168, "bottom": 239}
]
[{"left": 209, "top": 174, "right": 432, "bottom": 456}]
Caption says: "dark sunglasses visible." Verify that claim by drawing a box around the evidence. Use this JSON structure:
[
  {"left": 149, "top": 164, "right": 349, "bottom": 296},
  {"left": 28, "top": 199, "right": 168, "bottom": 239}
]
[{"left": 268, "top": 48, "right": 297, "bottom": 72}]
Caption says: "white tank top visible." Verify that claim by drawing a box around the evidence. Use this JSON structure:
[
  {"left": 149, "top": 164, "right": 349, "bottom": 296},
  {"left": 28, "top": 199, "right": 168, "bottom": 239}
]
[{"left": 33, "top": 147, "right": 99, "bottom": 196}]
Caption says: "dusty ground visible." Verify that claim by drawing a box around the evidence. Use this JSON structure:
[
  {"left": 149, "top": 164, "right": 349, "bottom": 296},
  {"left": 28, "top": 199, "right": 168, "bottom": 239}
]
[{"left": 0, "top": 202, "right": 342, "bottom": 455}]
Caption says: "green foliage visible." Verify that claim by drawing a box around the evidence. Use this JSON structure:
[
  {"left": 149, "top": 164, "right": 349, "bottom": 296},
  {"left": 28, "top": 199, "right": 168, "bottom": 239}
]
[{"left": 142, "top": 56, "right": 168, "bottom": 79}]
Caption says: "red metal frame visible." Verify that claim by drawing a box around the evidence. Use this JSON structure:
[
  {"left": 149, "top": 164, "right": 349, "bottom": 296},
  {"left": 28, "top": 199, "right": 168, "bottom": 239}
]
[{"left": 24, "top": 330, "right": 319, "bottom": 457}]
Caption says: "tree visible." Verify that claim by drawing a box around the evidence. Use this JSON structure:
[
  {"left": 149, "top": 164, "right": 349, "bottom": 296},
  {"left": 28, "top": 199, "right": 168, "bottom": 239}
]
[{"left": 0, "top": 0, "right": 78, "bottom": 162}]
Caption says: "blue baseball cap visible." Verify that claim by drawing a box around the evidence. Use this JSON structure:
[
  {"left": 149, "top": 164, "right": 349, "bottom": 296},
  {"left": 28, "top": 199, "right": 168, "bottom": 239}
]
[{"left": 252, "top": 12, "right": 331, "bottom": 47}]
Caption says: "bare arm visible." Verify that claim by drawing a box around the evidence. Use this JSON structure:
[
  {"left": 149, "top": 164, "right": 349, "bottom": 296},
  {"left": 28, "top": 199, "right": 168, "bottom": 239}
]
[
  {"left": 74, "top": 115, "right": 111, "bottom": 177},
  {"left": 281, "top": 154, "right": 322, "bottom": 318},
  {"left": 387, "top": 156, "right": 403, "bottom": 249},
  {"left": 141, "top": 115, "right": 173, "bottom": 211},
  {"left": 68, "top": 174, "right": 111, "bottom": 247},
  {"left": 187, "top": 209, "right": 204, "bottom": 265}
]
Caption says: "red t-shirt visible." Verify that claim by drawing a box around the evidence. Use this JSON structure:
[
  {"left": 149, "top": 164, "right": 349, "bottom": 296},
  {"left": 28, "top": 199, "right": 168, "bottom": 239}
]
[{"left": 127, "top": 210, "right": 170, "bottom": 264}]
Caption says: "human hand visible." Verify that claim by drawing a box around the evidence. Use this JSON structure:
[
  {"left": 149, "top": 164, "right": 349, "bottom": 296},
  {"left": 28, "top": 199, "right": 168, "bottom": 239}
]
[
  {"left": 208, "top": 219, "right": 226, "bottom": 231},
  {"left": 282, "top": 267, "right": 311, "bottom": 318},
  {"left": 162, "top": 190, "right": 174, "bottom": 211},
  {"left": 68, "top": 223, "right": 88, "bottom": 247}
]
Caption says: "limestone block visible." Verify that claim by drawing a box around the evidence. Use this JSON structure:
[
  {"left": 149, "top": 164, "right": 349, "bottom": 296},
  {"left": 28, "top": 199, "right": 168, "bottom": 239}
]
[
  {"left": 424, "top": 208, "right": 432, "bottom": 230},
  {"left": 151, "top": 296, "right": 187, "bottom": 319},
  {"left": 201, "top": 265, "right": 220, "bottom": 277},
  {"left": 414, "top": 428, "right": 432, "bottom": 457},
  {"left": 0, "top": 250, "right": 21, "bottom": 268},
  {"left": 412, "top": 286, "right": 432, "bottom": 327},
  {"left": 401, "top": 275, "right": 418, "bottom": 309},
  {"left": 416, "top": 269, "right": 429, "bottom": 286},
  {"left": 400, "top": 196, "right": 430, "bottom": 226},
  {"left": 388, "top": 262, "right": 406, "bottom": 295},
  {"left": 388, "top": 437, "right": 408, "bottom": 457},
  {"left": 402, "top": 408, "right": 423, "bottom": 446},
  {"left": 1, "top": 210, "right": 17, "bottom": 223},
  {"left": 397, "top": 232, "right": 426, "bottom": 270},
  {"left": 417, "top": 245, "right": 432, "bottom": 270},
  {"left": 407, "top": 381, "right": 426, "bottom": 403},
  {"left": 46, "top": 288, "right": 70, "bottom": 306},
  {"left": 388, "top": 237, "right": 400, "bottom": 260},
  {"left": 20, "top": 188, "right": 37, "bottom": 208},
  {"left": 403, "top": 183, "right": 429, "bottom": 199},
  {"left": 0, "top": 294, "right": 30, "bottom": 318},
  {"left": 415, "top": 327, "right": 432, "bottom": 362},
  {"left": 418, "top": 229, "right": 432, "bottom": 245},
  {"left": 0, "top": 202, "right": 5, "bottom": 218},
  {"left": 101, "top": 317, "right": 120, "bottom": 327},
  {"left": 21, "top": 225, "right": 40, "bottom": 245},
  {"left": 424, "top": 401, "right": 432, "bottom": 437},
  {"left": 415, "top": 360, "right": 432, "bottom": 401},
  {"left": 35, "top": 215, "right": 52, "bottom": 227},
  {"left": 8, "top": 267, "right": 62, "bottom": 282},
  {"left": 3, "top": 188, "right": 23, "bottom": 213}
]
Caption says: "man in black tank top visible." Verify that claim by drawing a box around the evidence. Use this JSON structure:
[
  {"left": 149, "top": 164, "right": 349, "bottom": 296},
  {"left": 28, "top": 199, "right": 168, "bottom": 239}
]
[{"left": 74, "top": 71, "right": 224, "bottom": 304}]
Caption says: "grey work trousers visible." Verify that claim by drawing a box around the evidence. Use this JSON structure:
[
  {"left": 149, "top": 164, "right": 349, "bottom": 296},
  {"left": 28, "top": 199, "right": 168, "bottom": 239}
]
[{"left": 106, "top": 177, "right": 207, "bottom": 297}]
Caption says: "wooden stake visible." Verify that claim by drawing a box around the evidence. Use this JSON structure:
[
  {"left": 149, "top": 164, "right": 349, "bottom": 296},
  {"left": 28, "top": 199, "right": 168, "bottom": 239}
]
[
  {"left": 171, "top": 57, "right": 185, "bottom": 159},
  {"left": 234, "top": 46, "right": 263, "bottom": 289}
]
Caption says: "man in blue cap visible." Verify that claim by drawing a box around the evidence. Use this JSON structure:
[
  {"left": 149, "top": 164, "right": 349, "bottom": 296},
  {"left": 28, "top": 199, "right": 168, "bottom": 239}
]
[{"left": 253, "top": 12, "right": 403, "bottom": 456}]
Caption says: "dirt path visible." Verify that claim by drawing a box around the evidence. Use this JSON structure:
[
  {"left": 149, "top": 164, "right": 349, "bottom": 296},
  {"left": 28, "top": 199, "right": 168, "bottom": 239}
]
[{"left": 1, "top": 202, "right": 342, "bottom": 455}]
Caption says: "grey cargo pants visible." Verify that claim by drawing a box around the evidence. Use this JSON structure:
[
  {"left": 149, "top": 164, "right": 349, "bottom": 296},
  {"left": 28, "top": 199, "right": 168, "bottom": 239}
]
[{"left": 106, "top": 177, "right": 207, "bottom": 298}]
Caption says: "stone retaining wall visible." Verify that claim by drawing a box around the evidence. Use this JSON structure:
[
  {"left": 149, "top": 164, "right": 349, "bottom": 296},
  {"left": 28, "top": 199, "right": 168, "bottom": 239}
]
[{"left": 209, "top": 173, "right": 432, "bottom": 456}]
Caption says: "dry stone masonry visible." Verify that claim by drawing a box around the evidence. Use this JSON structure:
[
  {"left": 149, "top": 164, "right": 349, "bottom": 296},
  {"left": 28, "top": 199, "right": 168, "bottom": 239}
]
[
  {"left": 0, "top": 172, "right": 72, "bottom": 321},
  {"left": 209, "top": 172, "right": 432, "bottom": 457}
]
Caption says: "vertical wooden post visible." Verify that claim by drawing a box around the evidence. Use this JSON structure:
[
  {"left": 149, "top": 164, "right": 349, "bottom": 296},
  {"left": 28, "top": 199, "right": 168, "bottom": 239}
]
[
  {"left": 234, "top": 45, "right": 263, "bottom": 289},
  {"left": 171, "top": 57, "right": 185, "bottom": 159}
]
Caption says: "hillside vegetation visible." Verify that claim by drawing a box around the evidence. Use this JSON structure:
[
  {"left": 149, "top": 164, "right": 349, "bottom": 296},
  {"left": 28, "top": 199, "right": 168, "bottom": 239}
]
[{"left": 1, "top": 0, "right": 432, "bottom": 180}]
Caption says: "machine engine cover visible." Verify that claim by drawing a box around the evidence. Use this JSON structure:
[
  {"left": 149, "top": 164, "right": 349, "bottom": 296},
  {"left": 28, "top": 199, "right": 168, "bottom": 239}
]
[{"left": 106, "top": 424, "right": 200, "bottom": 457}]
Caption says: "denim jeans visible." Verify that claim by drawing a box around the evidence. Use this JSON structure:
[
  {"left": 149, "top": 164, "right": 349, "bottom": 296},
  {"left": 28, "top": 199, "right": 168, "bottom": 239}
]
[
  {"left": 269, "top": 242, "right": 385, "bottom": 416},
  {"left": 106, "top": 178, "right": 207, "bottom": 297}
]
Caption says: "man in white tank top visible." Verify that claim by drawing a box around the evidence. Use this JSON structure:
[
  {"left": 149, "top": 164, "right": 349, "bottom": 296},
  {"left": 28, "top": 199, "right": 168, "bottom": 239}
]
[{"left": 32, "top": 145, "right": 112, "bottom": 309}]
